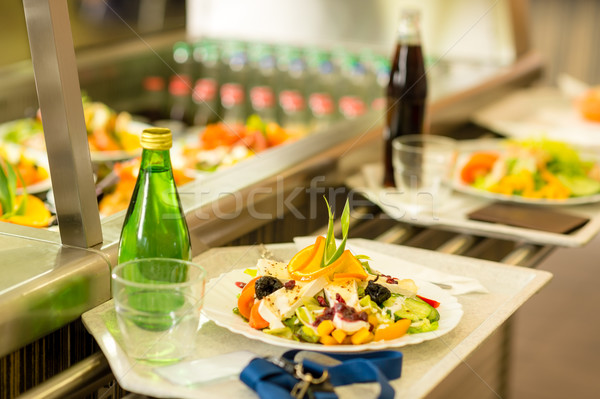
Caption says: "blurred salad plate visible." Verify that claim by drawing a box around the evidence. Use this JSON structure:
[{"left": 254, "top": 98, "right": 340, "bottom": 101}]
[
  {"left": 0, "top": 98, "right": 151, "bottom": 163},
  {"left": 0, "top": 143, "right": 52, "bottom": 195},
  {"left": 452, "top": 138, "right": 600, "bottom": 205},
  {"left": 0, "top": 154, "right": 53, "bottom": 228},
  {"left": 179, "top": 115, "right": 297, "bottom": 176}
]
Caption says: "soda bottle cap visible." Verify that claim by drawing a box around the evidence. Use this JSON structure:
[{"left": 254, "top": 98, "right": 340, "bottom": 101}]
[
  {"left": 397, "top": 8, "right": 422, "bottom": 44},
  {"left": 141, "top": 127, "right": 172, "bottom": 150},
  {"left": 173, "top": 41, "right": 191, "bottom": 64}
]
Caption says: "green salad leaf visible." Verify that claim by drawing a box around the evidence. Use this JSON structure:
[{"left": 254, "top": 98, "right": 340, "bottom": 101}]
[
  {"left": 0, "top": 157, "right": 28, "bottom": 218},
  {"left": 321, "top": 197, "right": 350, "bottom": 267}
]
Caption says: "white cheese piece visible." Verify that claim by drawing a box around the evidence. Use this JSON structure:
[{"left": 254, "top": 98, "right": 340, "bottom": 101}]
[
  {"left": 260, "top": 277, "right": 328, "bottom": 320},
  {"left": 379, "top": 280, "right": 418, "bottom": 298},
  {"left": 298, "top": 276, "right": 328, "bottom": 299},
  {"left": 255, "top": 259, "right": 290, "bottom": 280},
  {"left": 323, "top": 279, "right": 360, "bottom": 309},
  {"left": 261, "top": 284, "right": 301, "bottom": 319},
  {"left": 257, "top": 300, "right": 285, "bottom": 330},
  {"left": 332, "top": 313, "right": 369, "bottom": 334}
]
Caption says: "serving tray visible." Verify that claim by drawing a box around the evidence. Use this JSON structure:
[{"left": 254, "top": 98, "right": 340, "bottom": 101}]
[
  {"left": 346, "top": 162, "right": 600, "bottom": 248},
  {"left": 82, "top": 239, "right": 551, "bottom": 399}
]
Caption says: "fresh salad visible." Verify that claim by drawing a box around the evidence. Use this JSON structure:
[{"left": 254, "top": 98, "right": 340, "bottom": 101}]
[
  {"left": 181, "top": 115, "right": 295, "bottom": 173},
  {"left": 0, "top": 147, "right": 49, "bottom": 190},
  {"left": 459, "top": 138, "right": 600, "bottom": 200},
  {"left": 0, "top": 95, "right": 139, "bottom": 155},
  {"left": 0, "top": 155, "right": 53, "bottom": 228},
  {"left": 98, "top": 157, "right": 194, "bottom": 217},
  {"left": 233, "top": 200, "right": 441, "bottom": 346}
]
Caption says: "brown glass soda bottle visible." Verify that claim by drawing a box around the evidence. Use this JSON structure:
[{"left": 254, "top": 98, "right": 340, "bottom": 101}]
[{"left": 382, "top": 9, "right": 428, "bottom": 187}]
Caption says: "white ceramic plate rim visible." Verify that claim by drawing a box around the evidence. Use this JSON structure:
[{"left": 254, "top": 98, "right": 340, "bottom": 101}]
[{"left": 202, "top": 266, "right": 463, "bottom": 352}]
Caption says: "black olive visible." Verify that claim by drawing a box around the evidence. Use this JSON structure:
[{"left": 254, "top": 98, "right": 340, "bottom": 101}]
[
  {"left": 365, "top": 280, "right": 391, "bottom": 306},
  {"left": 255, "top": 276, "right": 284, "bottom": 300}
]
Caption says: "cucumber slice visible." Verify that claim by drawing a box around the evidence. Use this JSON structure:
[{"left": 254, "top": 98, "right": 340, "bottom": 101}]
[
  {"left": 557, "top": 174, "right": 600, "bottom": 196},
  {"left": 428, "top": 306, "right": 440, "bottom": 322},
  {"left": 408, "top": 319, "right": 439, "bottom": 334},
  {"left": 394, "top": 297, "right": 432, "bottom": 321},
  {"left": 298, "top": 326, "right": 320, "bottom": 343}
]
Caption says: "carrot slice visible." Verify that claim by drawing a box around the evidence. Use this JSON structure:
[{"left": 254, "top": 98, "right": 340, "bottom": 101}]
[
  {"left": 460, "top": 152, "right": 499, "bottom": 184},
  {"left": 248, "top": 300, "right": 269, "bottom": 329},
  {"left": 237, "top": 276, "right": 260, "bottom": 320},
  {"left": 374, "top": 319, "right": 411, "bottom": 341}
]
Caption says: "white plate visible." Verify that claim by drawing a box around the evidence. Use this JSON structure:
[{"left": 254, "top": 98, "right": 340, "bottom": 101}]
[
  {"left": 451, "top": 139, "right": 600, "bottom": 206},
  {"left": 472, "top": 86, "right": 600, "bottom": 147},
  {"left": 202, "top": 267, "right": 463, "bottom": 352}
]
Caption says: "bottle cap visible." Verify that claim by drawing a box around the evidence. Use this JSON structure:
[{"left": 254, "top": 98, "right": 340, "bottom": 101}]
[
  {"left": 173, "top": 41, "right": 191, "bottom": 64},
  {"left": 397, "top": 8, "right": 422, "bottom": 44},
  {"left": 141, "top": 127, "right": 172, "bottom": 150}
]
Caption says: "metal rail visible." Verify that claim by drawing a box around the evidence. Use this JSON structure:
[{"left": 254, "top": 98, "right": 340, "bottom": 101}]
[
  {"left": 22, "top": 0, "right": 102, "bottom": 248},
  {"left": 16, "top": 352, "right": 112, "bottom": 399}
]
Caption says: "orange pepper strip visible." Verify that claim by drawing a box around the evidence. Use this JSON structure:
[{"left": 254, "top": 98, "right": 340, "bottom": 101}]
[
  {"left": 290, "top": 250, "right": 368, "bottom": 282},
  {"left": 287, "top": 236, "right": 325, "bottom": 273}
]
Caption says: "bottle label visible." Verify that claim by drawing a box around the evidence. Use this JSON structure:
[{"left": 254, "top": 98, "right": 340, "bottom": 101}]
[
  {"left": 339, "top": 96, "right": 366, "bottom": 118},
  {"left": 169, "top": 75, "right": 192, "bottom": 97},
  {"left": 309, "top": 93, "right": 334, "bottom": 116},
  {"left": 279, "top": 90, "right": 305, "bottom": 113},
  {"left": 371, "top": 97, "right": 386, "bottom": 111},
  {"left": 250, "top": 86, "right": 275, "bottom": 110},
  {"left": 193, "top": 78, "right": 217, "bottom": 103},
  {"left": 144, "top": 76, "right": 165, "bottom": 92},
  {"left": 220, "top": 83, "right": 245, "bottom": 107}
]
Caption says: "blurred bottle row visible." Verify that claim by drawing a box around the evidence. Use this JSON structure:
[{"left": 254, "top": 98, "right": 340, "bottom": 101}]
[{"left": 136, "top": 38, "right": 391, "bottom": 135}]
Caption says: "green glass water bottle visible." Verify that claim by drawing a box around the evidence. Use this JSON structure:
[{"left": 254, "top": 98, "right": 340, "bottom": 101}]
[{"left": 118, "top": 127, "right": 192, "bottom": 264}]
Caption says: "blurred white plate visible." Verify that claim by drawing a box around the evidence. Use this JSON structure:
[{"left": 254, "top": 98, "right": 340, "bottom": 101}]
[{"left": 472, "top": 86, "right": 600, "bottom": 147}]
